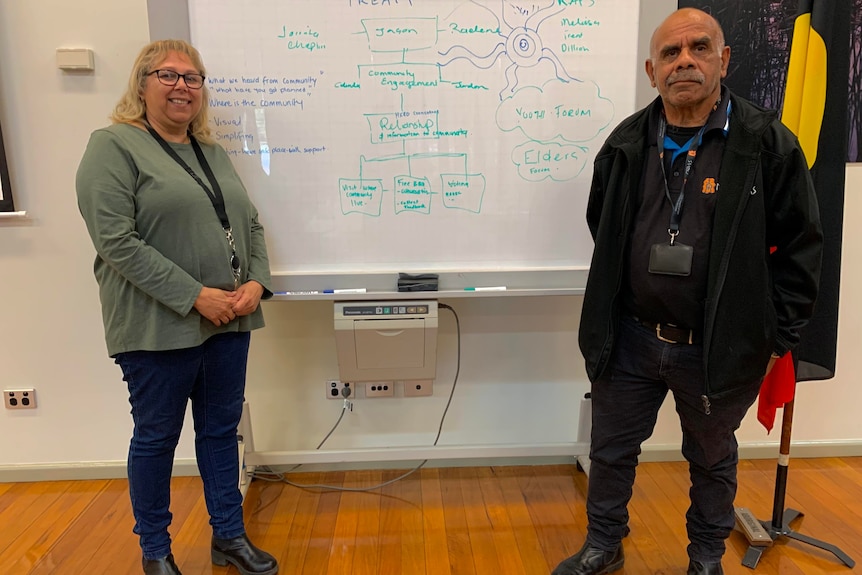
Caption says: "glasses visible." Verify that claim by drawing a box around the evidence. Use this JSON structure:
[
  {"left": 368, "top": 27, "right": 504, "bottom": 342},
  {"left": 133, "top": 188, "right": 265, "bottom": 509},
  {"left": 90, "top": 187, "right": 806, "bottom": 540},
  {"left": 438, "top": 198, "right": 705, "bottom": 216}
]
[{"left": 148, "top": 69, "right": 205, "bottom": 89}]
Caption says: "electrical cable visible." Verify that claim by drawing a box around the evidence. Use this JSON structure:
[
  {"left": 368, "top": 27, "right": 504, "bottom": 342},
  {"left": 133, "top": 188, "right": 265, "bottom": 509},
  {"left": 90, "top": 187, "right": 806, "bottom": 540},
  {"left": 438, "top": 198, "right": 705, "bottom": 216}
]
[
  {"left": 249, "top": 388, "right": 352, "bottom": 482},
  {"left": 316, "top": 392, "right": 352, "bottom": 449},
  {"left": 255, "top": 302, "right": 462, "bottom": 493},
  {"left": 280, "top": 463, "right": 428, "bottom": 492},
  {"left": 432, "top": 303, "right": 459, "bottom": 446}
]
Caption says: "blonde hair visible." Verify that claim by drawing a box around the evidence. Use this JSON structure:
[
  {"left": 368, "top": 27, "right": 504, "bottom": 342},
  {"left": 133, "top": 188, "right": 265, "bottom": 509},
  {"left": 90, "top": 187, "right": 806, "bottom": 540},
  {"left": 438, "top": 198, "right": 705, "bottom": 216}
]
[{"left": 111, "top": 39, "right": 213, "bottom": 145}]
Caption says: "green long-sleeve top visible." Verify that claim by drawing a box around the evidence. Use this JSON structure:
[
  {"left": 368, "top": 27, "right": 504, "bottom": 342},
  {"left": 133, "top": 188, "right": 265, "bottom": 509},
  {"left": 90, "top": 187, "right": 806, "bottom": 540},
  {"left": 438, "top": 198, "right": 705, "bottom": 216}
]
[{"left": 76, "top": 123, "right": 272, "bottom": 356}]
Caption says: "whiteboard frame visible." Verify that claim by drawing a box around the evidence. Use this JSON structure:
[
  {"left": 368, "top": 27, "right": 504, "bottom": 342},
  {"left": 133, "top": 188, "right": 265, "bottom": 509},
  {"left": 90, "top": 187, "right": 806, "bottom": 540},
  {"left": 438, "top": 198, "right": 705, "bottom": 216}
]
[
  {"left": 150, "top": 0, "right": 667, "bottom": 293},
  {"left": 267, "top": 267, "right": 588, "bottom": 295}
]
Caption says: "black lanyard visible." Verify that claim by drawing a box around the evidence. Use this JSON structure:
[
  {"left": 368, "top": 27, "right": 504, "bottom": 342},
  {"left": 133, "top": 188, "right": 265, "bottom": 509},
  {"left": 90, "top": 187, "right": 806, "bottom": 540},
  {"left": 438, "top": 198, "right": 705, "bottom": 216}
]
[
  {"left": 144, "top": 122, "right": 241, "bottom": 288},
  {"left": 656, "top": 118, "right": 707, "bottom": 245}
]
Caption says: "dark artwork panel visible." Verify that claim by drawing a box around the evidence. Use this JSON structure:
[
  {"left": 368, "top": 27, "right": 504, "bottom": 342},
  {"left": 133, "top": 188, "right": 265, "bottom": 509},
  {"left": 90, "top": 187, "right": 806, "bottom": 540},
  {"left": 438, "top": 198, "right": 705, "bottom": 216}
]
[
  {"left": 679, "top": 0, "right": 861, "bottom": 162},
  {"left": 0, "top": 119, "right": 14, "bottom": 212},
  {"left": 850, "top": 2, "right": 862, "bottom": 162}
]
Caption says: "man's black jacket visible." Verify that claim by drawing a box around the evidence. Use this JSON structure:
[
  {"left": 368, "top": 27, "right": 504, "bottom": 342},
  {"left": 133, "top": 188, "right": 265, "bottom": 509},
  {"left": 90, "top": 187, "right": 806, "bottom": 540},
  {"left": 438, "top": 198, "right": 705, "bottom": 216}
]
[{"left": 579, "top": 90, "right": 823, "bottom": 401}]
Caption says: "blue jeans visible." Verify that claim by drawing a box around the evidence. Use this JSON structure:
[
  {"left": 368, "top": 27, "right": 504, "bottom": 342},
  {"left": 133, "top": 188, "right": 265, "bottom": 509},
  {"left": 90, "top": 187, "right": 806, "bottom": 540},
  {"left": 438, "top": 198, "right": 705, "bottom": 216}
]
[
  {"left": 115, "top": 332, "right": 250, "bottom": 560},
  {"left": 586, "top": 316, "right": 760, "bottom": 562}
]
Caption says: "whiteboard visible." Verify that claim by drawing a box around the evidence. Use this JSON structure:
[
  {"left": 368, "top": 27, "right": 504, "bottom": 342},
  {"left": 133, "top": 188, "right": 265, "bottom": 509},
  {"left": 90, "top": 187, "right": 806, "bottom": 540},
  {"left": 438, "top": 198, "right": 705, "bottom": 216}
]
[{"left": 189, "top": 0, "right": 639, "bottom": 276}]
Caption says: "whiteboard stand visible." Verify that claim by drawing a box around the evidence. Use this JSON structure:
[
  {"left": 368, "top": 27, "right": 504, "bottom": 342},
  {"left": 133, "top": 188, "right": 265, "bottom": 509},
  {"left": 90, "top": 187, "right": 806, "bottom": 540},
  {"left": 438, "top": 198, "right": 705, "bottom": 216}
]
[
  {"left": 248, "top": 289, "right": 590, "bottom": 471},
  {"left": 237, "top": 402, "right": 255, "bottom": 500},
  {"left": 576, "top": 393, "right": 592, "bottom": 476},
  {"left": 238, "top": 381, "right": 588, "bottom": 470},
  {"left": 242, "top": 443, "right": 589, "bottom": 468}
]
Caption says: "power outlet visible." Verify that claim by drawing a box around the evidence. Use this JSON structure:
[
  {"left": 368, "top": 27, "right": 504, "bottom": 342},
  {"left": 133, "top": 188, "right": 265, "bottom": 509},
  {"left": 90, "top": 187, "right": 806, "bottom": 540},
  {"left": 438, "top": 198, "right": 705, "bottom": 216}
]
[
  {"left": 364, "top": 382, "right": 394, "bottom": 398},
  {"left": 326, "top": 379, "right": 352, "bottom": 400},
  {"left": 4, "top": 389, "right": 37, "bottom": 409},
  {"left": 402, "top": 380, "right": 433, "bottom": 397}
]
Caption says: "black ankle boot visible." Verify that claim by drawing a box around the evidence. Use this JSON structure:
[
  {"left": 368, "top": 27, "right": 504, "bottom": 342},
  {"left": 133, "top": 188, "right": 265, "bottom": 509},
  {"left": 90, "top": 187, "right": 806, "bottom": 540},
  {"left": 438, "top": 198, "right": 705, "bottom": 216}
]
[
  {"left": 687, "top": 559, "right": 724, "bottom": 574},
  {"left": 211, "top": 533, "right": 278, "bottom": 575},
  {"left": 142, "top": 553, "right": 182, "bottom": 575},
  {"left": 552, "top": 542, "right": 624, "bottom": 575}
]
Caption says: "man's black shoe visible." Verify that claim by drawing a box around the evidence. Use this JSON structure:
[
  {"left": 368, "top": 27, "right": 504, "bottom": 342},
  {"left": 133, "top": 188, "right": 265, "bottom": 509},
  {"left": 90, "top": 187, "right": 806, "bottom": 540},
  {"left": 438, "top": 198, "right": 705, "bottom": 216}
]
[
  {"left": 552, "top": 543, "right": 624, "bottom": 575},
  {"left": 212, "top": 533, "right": 278, "bottom": 575},
  {"left": 687, "top": 559, "right": 724, "bottom": 574},
  {"left": 143, "top": 553, "right": 182, "bottom": 575}
]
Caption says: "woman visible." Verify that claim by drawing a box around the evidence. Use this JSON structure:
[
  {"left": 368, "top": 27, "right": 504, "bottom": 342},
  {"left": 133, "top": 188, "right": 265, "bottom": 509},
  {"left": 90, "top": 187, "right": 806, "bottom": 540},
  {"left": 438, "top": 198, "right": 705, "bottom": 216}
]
[{"left": 76, "top": 40, "right": 278, "bottom": 575}]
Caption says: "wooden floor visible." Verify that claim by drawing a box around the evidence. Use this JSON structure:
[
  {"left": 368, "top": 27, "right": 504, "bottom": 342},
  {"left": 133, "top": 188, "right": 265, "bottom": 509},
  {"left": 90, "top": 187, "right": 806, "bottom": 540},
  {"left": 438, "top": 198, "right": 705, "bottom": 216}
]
[{"left": 1, "top": 458, "right": 860, "bottom": 574}]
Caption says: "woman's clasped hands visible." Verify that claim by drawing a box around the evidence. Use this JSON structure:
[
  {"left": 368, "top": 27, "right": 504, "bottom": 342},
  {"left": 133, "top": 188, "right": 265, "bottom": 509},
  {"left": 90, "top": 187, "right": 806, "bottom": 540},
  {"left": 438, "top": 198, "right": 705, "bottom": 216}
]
[{"left": 194, "top": 281, "right": 264, "bottom": 326}]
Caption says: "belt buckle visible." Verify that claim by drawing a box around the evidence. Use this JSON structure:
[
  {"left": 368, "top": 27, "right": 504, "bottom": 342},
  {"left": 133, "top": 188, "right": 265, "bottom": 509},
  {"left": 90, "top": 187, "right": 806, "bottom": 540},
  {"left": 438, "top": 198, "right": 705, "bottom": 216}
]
[
  {"left": 655, "top": 323, "right": 693, "bottom": 345},
  {"left": 654, "top": 324, "right": 676, "bottom": 343}
]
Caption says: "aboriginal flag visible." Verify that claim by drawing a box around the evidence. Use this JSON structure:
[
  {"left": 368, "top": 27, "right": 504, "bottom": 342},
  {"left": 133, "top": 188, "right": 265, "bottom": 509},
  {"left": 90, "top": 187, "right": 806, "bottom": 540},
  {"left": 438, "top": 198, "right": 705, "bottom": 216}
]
[{"left": 757, "top": 0, "right": 851, "bottom": 431}]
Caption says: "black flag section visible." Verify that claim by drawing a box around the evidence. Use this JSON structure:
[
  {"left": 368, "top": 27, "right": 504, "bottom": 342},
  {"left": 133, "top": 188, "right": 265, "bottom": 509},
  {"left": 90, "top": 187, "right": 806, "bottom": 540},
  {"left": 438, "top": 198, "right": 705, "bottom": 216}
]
[
  {"left": 0, "top": 120, "right": 15, "bottom": 213},
  {"left": 792, "top": 0, "right": 850, "bottom": 382}
]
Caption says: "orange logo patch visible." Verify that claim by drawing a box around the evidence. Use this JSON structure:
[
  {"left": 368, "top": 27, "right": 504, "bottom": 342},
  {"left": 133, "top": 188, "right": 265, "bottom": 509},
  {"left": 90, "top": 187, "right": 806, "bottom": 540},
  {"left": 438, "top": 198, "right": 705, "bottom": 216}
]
[{"left": 701, "top": 178, "right": 717, "bottom": 194}]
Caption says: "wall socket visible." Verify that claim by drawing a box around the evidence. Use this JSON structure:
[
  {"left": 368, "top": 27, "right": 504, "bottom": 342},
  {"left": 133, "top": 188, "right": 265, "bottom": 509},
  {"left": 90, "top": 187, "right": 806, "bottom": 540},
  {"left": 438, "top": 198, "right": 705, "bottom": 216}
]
[
  {"left": 326, "top": 379, "right": 352, "bottom": 400},
  {"left": 4, "top": 389, "right": 37, "bottom": 409},
  {"left": 364, "top": 382, "right": 394, "bottom": 398},
  {"left": 403, "top": 380, "right": 433, "bottom": 397}
]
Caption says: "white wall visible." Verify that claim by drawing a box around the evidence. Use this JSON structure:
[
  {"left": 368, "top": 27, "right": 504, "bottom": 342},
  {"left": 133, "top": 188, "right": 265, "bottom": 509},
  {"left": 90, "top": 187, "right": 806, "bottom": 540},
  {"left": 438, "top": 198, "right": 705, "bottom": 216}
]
[
  {"left": 0, "top": 0, "right": 153, "bottom": 470},
  {"left": 1, "top": 0, "right": 859, "bottom": 479}
]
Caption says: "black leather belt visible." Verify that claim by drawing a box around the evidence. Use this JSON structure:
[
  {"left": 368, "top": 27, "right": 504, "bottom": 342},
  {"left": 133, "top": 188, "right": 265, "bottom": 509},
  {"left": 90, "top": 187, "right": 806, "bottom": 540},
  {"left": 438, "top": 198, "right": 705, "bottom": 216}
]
[{"left": 634, "top": 317, "right": 700, "bottom": 345}]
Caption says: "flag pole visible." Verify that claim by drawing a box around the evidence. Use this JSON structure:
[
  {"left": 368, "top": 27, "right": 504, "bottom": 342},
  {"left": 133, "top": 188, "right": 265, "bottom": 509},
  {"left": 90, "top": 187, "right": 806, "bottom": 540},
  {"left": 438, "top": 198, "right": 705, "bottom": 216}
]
[
  {"left": 736, "top": 0, "right": 855, "bottom": 568},
  {"left": 741, "top": 393, "right": 855, "bottom": 569}
]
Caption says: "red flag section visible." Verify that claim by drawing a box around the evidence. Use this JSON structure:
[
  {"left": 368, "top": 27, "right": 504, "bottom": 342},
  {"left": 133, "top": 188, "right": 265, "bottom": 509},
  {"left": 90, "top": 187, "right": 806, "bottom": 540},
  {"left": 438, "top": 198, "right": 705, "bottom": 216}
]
[
  {"left": 759, "top": 244, "right": 798, "bottom": 433},
  {"left": 757, "top": 353, "right": 796, "bottom": 433}
]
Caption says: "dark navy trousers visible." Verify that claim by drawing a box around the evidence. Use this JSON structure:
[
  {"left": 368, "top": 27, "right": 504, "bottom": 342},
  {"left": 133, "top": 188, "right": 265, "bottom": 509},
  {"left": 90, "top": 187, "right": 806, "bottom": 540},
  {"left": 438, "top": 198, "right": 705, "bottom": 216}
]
[
  {"left": 586, "top": 316, "right": 760, "bottom": 562},
  {"left": 115, "top": 332, "right": 250, "bottom": 560}
]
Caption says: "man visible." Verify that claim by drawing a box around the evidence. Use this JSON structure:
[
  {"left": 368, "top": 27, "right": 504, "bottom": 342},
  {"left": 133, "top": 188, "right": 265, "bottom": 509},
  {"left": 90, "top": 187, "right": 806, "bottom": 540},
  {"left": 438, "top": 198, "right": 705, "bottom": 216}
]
[{"left": 553, "top": 8, "right": 822, "bottom": 575}]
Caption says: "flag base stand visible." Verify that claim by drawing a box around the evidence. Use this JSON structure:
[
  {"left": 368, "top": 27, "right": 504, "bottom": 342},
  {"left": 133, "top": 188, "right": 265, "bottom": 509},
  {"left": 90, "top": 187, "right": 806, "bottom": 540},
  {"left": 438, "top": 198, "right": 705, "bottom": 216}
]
[
  {"left": 742, "top": 507, "right": 855, "bottom": 568},
  {"left": 741, "top": 399, "right": 856, "bottom": 569}
]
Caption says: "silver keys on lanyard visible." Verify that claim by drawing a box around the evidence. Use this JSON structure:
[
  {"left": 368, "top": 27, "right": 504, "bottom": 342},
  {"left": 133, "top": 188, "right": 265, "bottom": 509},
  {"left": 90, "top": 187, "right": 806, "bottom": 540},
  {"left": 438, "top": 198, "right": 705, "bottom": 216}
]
[{"left": 225, "top": 228, "right": 241, "bottom": 290}]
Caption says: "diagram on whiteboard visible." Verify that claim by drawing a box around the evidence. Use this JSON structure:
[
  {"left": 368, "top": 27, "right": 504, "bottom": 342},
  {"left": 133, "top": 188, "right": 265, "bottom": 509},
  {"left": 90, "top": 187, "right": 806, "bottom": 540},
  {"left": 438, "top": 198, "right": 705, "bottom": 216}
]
[
  {"left": 336, "top": 0, "right": 615, "bottom": 217},
  {"left": 189, "top": 0, "right": 638, "bottom": 273}
]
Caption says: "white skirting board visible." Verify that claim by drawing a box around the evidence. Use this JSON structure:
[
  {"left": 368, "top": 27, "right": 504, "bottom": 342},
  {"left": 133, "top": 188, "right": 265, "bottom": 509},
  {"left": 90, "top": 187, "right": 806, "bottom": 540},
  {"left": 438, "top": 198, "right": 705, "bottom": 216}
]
[{"left": 2, "top": 440, "right": 861, "bottom": 482}]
